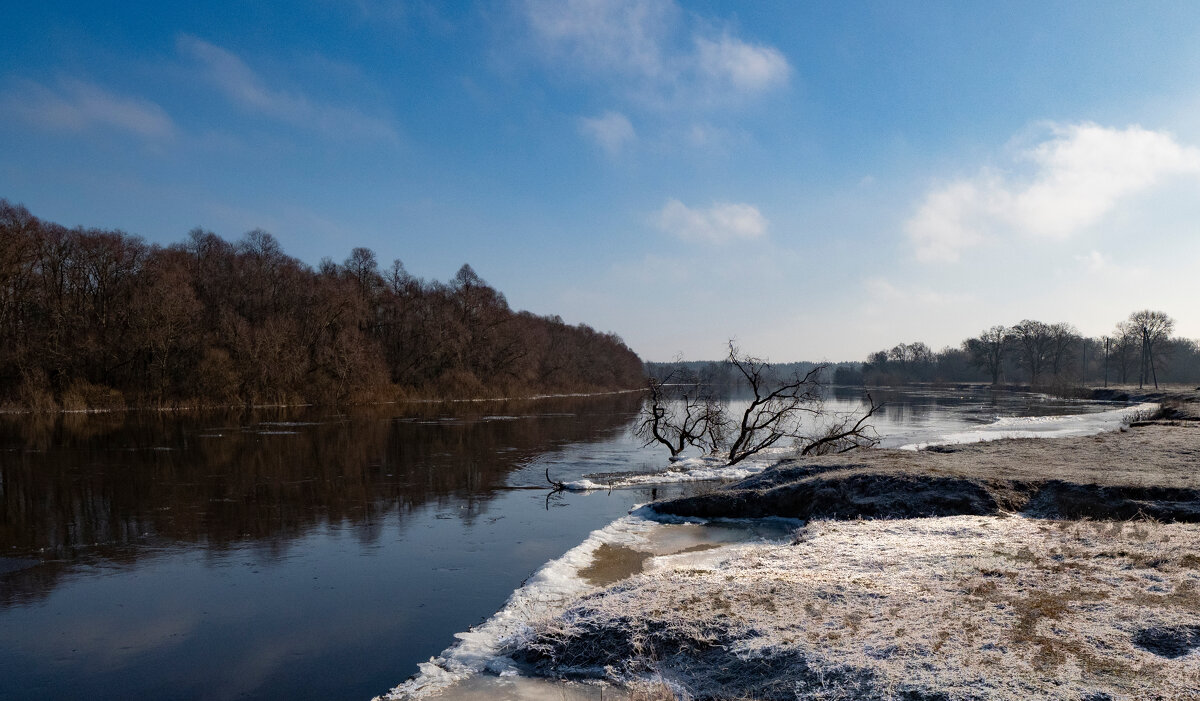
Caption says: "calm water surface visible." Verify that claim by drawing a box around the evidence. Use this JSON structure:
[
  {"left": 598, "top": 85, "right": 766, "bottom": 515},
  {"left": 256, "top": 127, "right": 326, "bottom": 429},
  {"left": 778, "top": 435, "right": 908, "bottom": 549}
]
[{"left": 0, "top": 388, "right": 1118, "bottom": 700}]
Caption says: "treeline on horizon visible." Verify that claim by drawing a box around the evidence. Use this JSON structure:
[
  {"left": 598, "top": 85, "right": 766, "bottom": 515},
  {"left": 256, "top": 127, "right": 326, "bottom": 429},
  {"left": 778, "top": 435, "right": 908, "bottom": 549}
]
[
  {"left": 0, "top": 200, "right": 644, "bottom": 410},
  {"left": 838, "top": 312, "right": 1200, "bottom": 389},
  {"left": 645, "top": 311, "right": 1200, "bottom": 393}
]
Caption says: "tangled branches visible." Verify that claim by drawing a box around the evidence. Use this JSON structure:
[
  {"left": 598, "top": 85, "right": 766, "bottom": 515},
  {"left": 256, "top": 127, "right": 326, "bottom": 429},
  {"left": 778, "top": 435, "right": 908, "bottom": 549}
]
[{"left": 636, "top": 343, "right": 879, "bottom": 465}]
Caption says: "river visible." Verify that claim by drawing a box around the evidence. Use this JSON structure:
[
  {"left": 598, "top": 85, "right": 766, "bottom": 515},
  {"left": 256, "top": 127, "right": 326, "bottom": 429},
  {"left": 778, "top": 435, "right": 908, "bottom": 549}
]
[{"left": 0, "top": 388, "right": 1125, "bottom": 700}]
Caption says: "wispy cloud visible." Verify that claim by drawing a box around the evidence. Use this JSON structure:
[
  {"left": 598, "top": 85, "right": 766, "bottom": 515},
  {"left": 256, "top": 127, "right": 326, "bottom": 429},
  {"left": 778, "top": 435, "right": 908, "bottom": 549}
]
[
  {"left": 906, "top": 123, "right": 1200, "bottom": 262},
  {"left": 519, "top": 0, "right": 789, "bottom": 108},
  {"left": 579, "top": 110, "right": 635, "bottom": 154},
  {"left": 177, "top": 35, "right": 398, "bottom": 142},
  {"left": 654, "top": 198, "right": 767, "bottom": 244},
  {"left": 0, "top": 77, "right": 175, "bottom": 140},
  {"left": 694, "top": 34, "right": 789, "bottom": 94},
  {"left": 522, "top": 0, "right": 674, "bottom": 81},
  {"left": 330, "top": 0, "right": 410, "bottom": 25}
]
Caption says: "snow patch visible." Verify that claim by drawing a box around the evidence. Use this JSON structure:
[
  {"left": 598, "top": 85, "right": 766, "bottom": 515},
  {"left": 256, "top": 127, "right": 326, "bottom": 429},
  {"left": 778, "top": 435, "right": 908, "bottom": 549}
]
[
  {"left": 898, "top": 401, "right": 1158, "bottom": 450},
  {"left": 561, "top": 451, "right": 788, "bottom": 491}
]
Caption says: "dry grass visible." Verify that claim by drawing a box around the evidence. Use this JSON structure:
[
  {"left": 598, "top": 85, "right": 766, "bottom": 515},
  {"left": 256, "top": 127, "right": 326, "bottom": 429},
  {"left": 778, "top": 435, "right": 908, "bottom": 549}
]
[
  {"left": 626, "top": 676, "right": 687, "bottom": 701},
  {"left": 516, "top": 515, "right": 1200, "bottom": 700},
  {"left": 652, "top": 419, "right": 1200, "bottom": 524}
]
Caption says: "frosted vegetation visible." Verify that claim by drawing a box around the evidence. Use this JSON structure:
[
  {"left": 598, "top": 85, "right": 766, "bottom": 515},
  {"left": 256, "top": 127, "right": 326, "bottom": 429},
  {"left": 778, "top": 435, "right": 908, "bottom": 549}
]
[
  {"left": 523, "top": 404, "right": 1197, "bottom": 700},
  {"left": 381, "top": 398, "right": 1198, "bottom": 700},
  {"left": 517, "top": 515, "right": 1200, "bottom": 700}
]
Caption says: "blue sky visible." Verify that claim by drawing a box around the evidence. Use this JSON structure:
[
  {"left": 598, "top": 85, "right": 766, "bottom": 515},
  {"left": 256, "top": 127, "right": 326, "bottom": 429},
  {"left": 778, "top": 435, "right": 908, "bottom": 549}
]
[{"left": 4, "top": 1, "right": 1200, "bottom": 361}]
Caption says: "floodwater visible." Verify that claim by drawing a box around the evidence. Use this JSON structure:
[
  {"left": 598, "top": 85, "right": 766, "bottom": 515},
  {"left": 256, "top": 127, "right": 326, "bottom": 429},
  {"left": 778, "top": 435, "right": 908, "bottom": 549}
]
[{"left": 0, "top": 388, "right": 1122, "bottom": 700}]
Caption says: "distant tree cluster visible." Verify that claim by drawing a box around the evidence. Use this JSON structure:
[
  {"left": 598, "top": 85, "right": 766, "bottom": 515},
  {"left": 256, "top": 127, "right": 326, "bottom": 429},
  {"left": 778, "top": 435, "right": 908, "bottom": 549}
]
[
  {"left": 0, "top": 200, "right": 644, "bottom": 409},
  {"left": 643, "top": 358, "right": 832, "bottom": 394},
  {"left": 848, "top": 311, "right": 1199, "bottom": 389}
]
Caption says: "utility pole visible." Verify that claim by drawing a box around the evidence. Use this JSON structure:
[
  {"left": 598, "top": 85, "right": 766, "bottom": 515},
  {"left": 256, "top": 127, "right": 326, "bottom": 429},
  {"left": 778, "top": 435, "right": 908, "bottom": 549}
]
[{"left": 1103, "top": 336, "right": 1109, "bottom": 388}]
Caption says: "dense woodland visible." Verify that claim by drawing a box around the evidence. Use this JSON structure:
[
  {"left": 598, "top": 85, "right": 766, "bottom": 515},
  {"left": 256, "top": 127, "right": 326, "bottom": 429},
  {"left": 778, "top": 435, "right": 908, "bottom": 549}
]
[
  {"left": 839, "top": 313, "right": 1200, "bottom": 389},
  {"left": 0, "top": 200, "right": 644, "bottom": 409}
]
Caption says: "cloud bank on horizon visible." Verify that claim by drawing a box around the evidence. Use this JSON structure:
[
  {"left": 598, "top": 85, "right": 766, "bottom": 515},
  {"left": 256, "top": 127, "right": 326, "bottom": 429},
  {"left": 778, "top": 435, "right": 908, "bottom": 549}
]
[{"left": 2, "top": 1, "right": 1200, "bottom": 362}]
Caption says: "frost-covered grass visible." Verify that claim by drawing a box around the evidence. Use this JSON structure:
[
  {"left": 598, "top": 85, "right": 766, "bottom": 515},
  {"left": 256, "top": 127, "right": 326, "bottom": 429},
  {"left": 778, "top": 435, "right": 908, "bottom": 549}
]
[{"left": 516, "top": 515, "right": 1200, "bottom": 700}]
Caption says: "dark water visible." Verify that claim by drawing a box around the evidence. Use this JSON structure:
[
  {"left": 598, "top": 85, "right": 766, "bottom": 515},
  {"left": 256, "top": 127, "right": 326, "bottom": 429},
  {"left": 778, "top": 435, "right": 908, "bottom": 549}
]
[
  {"left": 0, "top": 388, "right": 1119, "bottom": 701},
  {"left": 0, "top": 394, "right": 668, "bottom": 701}
]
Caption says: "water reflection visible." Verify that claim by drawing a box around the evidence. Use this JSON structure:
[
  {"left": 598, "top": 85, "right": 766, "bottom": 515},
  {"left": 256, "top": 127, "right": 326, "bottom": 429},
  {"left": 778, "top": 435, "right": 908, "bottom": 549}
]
[
  {"left": 0, "top": 388, "right": 1123, "bottom": 701},
  {"left": 0, "top": 394, "right": 642, "bottom": 602}
]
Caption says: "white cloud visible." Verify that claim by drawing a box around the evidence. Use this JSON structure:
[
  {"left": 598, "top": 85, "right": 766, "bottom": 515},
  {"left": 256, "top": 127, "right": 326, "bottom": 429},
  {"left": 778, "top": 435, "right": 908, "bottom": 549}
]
[
  {"left": 523, "top": 0, "right": 674, "bottom": 81},
  {"left": 579, "top": 111, "right": 635, "bottom": 154},
  {"left": 905, "top": 123, "right": 1200, "bottom": 262},
  {"left": 519, "top": 0, "right": 789, "bottom": 107},
  {"left": 694, "top": 34, "right": 789, "bottom": 93},
  {"left": 654, "top": 198, "right": 767, "bottom": 244},
  {"left": 0, "top": 78, "right": 175, "bottom": 140},
  {"left": 177, "top": 35, "right": 397, "bottom": 141}
]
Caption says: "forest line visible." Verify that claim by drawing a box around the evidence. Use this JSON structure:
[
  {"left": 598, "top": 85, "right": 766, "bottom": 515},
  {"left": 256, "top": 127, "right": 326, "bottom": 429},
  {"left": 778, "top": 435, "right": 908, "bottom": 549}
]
[
  {"left": 0, "top": 200, "right": 644, "bottom": 410},
  {"left": 645, "top": 312, "right": 1199, "bottom": 395},
  {"left": 842, "top": 312, "right": 1198, "bottom": 389}
]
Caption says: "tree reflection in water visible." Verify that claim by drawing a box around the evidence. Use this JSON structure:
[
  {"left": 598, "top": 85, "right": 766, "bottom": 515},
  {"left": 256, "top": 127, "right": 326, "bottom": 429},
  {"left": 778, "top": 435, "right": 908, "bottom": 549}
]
[{"left": 0, "top": 393, "right": 642, "bottom": 605}]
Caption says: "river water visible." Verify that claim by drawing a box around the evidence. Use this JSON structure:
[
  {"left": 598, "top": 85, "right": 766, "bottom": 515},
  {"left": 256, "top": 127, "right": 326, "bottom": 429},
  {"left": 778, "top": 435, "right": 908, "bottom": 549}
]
[{"left": 0, "top": 388, "right": 1127, "bottom": 700}]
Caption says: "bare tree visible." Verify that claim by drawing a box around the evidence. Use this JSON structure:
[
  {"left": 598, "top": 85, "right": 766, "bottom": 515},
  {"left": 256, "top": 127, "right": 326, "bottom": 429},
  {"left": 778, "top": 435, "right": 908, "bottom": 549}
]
[
  {"left": 1009, "top": 320, "right": 1053, "bottom": 386},
  {"left": 721, "top": 344, "right": 817, "bottom": 464},
  {"left": 1126, "top": 310, "right": 1174, "bottom": 388},
  {"left": 800, "top": 394, "right": 881, "bottom": 456},
  {"left": 634, "top": 368, "right": 724, "bottom": 458},
  {"left": 964, "top": 325, "right": 1006, "bottom": 385},
  {"left": 1111, "top": 321, "right": 1139, "bottom": 384},
  {"left": 637, "top": 343, "right": 879, "bottom": 466},
  {"left": 1047, "top": 322, "right": 1079, "bottom": 382}
]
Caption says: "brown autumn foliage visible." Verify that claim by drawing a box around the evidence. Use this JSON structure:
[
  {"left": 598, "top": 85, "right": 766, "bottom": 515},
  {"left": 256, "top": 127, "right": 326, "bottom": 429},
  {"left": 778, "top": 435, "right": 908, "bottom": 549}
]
[{"left": 0, "top": 200, "right": 644, "bottom": 408}]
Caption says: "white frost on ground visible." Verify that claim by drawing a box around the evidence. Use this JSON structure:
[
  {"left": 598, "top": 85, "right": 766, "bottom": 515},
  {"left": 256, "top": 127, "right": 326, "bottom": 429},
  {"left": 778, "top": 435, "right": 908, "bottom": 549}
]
[
  {"left": 521, "top": 514, "right": 1200, "bottom": 700},
  {"left": 898, "top": 401, "right": 1159, "bottom": 450},
  {"left": 381, "top": 401, "right": 1175, "bottom": 699},
  {"left": 561, "top": 450, "right": 789, "bottom": 491},
  {"left": 377, "top": 512, "right": 795, "bottom": 700}
]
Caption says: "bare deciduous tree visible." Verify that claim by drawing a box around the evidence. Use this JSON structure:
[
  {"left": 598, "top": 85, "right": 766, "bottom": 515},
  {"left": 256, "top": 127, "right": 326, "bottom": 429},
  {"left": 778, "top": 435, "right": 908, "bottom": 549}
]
[
  {"left": 724, "top": 344, "right": 827, "bottom": 465},
  {"left": 634, "top": 368, "right": 725, "bottom": 458},
  {"left": 637, "top": 343, "right": 879, "bottom": 466},
  {"left": 1047, "top": 322, "right": 1079, "bottom": 382},
  {"left": 1127, "top": 310, "right": 1174, "bottom": 388},
  {"left": 1010, "top": 319, "right": 1054, "bottom": 386},
  {"left": 964, "top": 325, "right": 1006, "bottom": 385}
]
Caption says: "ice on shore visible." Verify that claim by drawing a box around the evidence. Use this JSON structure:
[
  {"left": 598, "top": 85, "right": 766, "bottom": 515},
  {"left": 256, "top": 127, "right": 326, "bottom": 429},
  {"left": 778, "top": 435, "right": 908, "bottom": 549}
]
[
  {"left": 377, "top": 511, "right": 795, "bottom": 699},
  {"left": 562, "top": 401, "right": 1155, "bottom": 489},
  {"left": 897, "top": 401, "right": 1159, "bottom": 450},
  {"left": 560, "top": 451, "right": 786, "bottom": 491},
  {"left": 377, "top": 515, "right": 662, "bottom": 698},
  {"left": 381, "top": 399, "right": 1161, "bottom": 699}
]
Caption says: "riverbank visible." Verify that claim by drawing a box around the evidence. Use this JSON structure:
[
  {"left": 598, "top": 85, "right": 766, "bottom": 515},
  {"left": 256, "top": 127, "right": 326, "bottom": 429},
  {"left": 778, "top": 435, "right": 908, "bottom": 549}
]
[{"left": 506, "top": 396, "right": 1200, "bottom": 699}]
